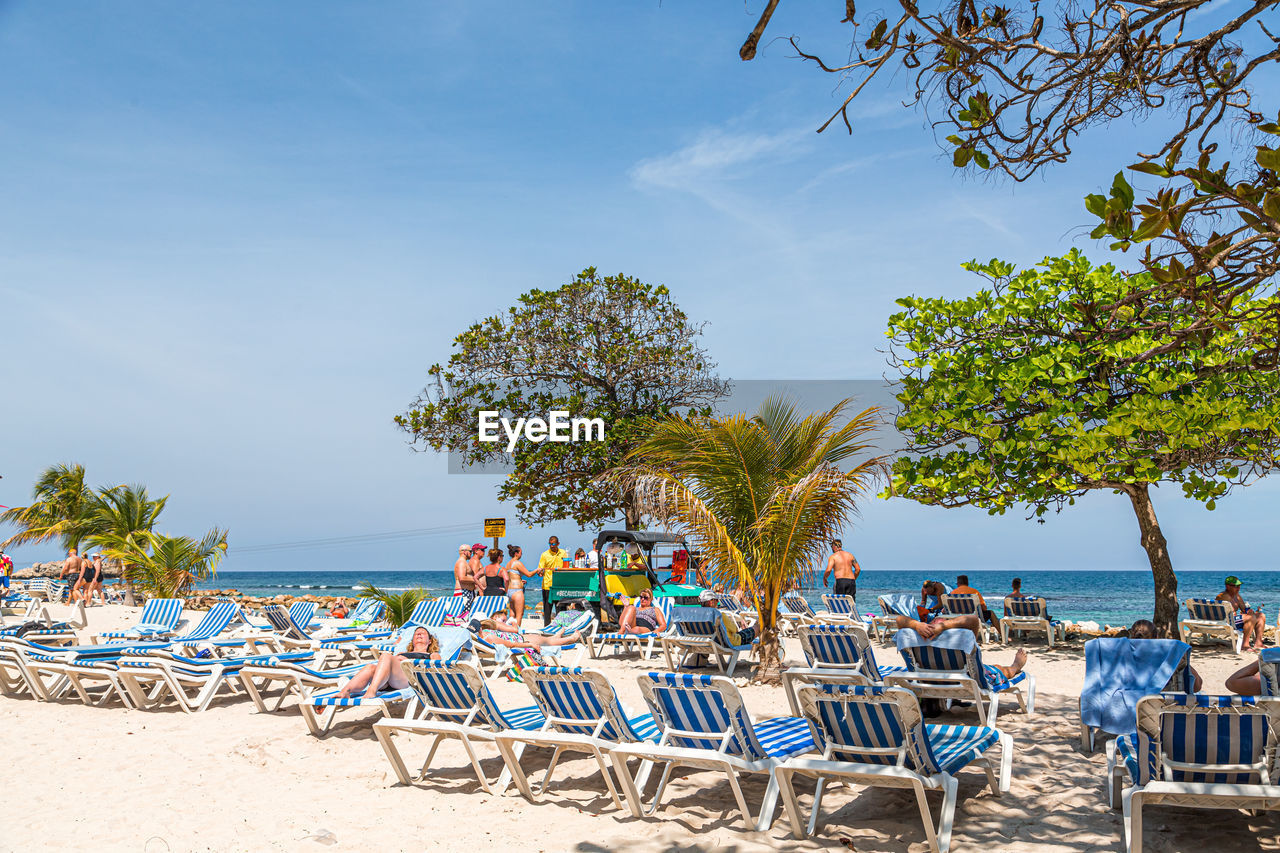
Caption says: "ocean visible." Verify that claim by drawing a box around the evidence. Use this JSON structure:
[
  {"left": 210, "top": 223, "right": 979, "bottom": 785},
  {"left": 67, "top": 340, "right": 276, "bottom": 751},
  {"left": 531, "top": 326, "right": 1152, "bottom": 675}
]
[{"left": 194, "top": 569, "right": 1280, "bottom": 627}]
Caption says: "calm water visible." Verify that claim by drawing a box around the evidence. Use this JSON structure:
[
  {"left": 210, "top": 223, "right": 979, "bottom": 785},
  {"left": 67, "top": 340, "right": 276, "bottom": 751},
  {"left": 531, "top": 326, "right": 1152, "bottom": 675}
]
[{"left": 196, "top": 569, "right": 1280, "bottom": 627}]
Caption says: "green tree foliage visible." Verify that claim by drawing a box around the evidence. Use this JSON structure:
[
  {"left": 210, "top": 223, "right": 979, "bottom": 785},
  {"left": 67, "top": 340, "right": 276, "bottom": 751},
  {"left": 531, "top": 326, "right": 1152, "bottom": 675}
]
[
  {"left": 614, "top": 397, "right": 885, "bottom": 683},
  {"left": 0, "top": 463, "right": 95, "bottom": 551},
  {"left": 121, "top": 530, "right": 228, "bottom": 599},
  {"left": 358, "top": 583, "right": 428, "bottom": 628},
  {"left": 396, "top": 268, "right": 727, "bottom": 529},
  {"left": 738, "top": 2, "right": 1280, "bottom": 366},
  {"left": 885, "top": 251, "right": 1280, "bottom": 634}
]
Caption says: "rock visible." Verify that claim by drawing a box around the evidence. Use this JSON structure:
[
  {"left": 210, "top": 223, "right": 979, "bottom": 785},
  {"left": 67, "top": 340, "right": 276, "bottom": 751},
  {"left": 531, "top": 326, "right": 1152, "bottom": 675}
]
[{"left": 13, "top": 558, "right": 124, "bottom": 579}]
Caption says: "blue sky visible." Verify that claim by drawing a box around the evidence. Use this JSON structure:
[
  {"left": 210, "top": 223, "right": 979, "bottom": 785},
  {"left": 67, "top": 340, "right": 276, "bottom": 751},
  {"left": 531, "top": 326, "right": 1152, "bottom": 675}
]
[{"left": 2, "top": 1, "right": 1276, "bottom": 573}]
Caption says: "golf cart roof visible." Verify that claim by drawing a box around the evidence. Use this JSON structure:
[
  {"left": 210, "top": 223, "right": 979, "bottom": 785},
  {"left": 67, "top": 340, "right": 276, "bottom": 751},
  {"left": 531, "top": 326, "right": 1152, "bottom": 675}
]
[{"left": 595, "top": 530, "right": 686, "bottom": 548}]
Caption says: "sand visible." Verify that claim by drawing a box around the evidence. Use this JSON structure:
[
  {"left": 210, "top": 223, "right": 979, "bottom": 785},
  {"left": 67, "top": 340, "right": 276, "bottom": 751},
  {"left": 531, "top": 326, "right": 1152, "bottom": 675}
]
[{"left": 2, "top": 602, "right": 1277, "bottom": 853}]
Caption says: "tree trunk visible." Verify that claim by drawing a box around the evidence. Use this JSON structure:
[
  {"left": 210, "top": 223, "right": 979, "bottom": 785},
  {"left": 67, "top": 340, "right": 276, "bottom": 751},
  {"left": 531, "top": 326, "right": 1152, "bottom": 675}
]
[
  {"left": 1125, "top": 483, "right": 1179, "bottom": 637},
  {"left": 621, "top": 485, "right": 642, "bottom": 531},
  {"left": 752, "top": 584, "right": 784, "bottom": 685}
]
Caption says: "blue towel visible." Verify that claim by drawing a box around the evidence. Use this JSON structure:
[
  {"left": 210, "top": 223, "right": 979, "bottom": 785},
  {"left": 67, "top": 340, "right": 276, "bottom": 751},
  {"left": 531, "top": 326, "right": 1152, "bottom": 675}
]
[
  {"left": 881, "top": 593, "right": 917, "bottom": 618},
  {"left": 894, "top": 625, "right": 976, "bottom": 656},
  {"left": 1080, "top": 638, "right": 1191, "bottom": 736},
  {"left": 1260, "top": 648, "right": 1280, "bottom": 697}
]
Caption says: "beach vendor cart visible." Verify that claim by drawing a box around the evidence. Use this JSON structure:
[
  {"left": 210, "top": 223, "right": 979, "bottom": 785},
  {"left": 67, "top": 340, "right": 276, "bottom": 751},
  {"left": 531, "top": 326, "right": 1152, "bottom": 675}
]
[{"left": 547, "top": 529, "right": 706, "bottom": 628}]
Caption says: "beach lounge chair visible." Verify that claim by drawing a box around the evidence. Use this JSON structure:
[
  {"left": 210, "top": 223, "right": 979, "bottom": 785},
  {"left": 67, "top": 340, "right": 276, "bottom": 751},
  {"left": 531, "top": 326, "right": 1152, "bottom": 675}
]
[
  {"left": 776, "top": 683, "right": 1012, "bottom": 850},
  {"left": 660, "top": 606, "right": 756, "bottom": 678},
  {"left": 796, "top": 623, "right": 908, "bottom": 683},
  {"left": 1262, "top": 648, "right": 1280, "bottom": 697},
  {"left": 494, "top": 666, "right": 660, "bottom": 809},
  {"left": 112, "top": 651, "right": 258, "bottom": 712},
  {"left": 888, "top": 629, "right": 1035, "bottom": 726},
  {"left": 817, "top": 594, "right": 861, "bottom": 625},
  {"left": 260, "top": 603, "right": 363, "bottom": 651},
  {"left": 372, "top": 660, "right": 546, "bottom": 793},
  {"left": 1079, "top": 637, "right": 1193, "bottom": 752},
  {"left": 0, "top": 639, "right": 62, "bottom": 700},
  {"left": 0, "top": 600, "right": 87, "bottom": 645},
  {"left": 323, "top": 597, "right": 386, "bottom": 634},
  {"left": 464, "top": 594, "right": 511, "bottom": 623},
  {"left": 1107, "top": 694, "right": 1280, "bottom": 851},
  {"left": 316, "top": 599, "right": 468, "bottom": 665},
  {"left": 237, "top": 653, "right": 363, "bottom": 713},
  {"left": 1177, "top": 598, "right": 1243, "bottom": 653},
  {"left": 588, "top": 596, "right": 675, "bottom": 660},
  {"left": 299, "top": 627, "right": 471, "bottom": 736},
  {"left": 6, "top": 638, "right": 167, "bottom": 706},
  {"left": 870, "top": 593, "right": 917, "bottom": 644},
  {"left": 468, "top": 611, "right": 593, "bottom": 679},
  {"left": 778, "top": 592, "right": 818, "bottom": 635},
  {"left": 941, "top": 593, "right": 996, "bottom": 644},
  {"left": 95, "top": 597, "right": 184, "bottom": 643},
  {"left": 999, "top": 596, "right": 1065, "bottom": 648},
  {"left": 608, "top": 672, "right": 816, "bottom": 831}
]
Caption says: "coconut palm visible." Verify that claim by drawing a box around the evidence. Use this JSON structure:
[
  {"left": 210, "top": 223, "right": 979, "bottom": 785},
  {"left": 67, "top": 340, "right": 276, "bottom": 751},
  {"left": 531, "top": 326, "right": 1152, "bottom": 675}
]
[
  {"left": 615, "top": 397, "right": 886, "bottom": 684},
  {"left": 0, "top": 463, "right": 95, "bottom": 551},
  {"left": 358, "top": 583, "right": 429, "bottom": 628},
  {"left": 123, "top": 529, "right": 228, "bottom": 598},
  {"left": 84, "top": 484, "right": 168, "bottom": 602}
]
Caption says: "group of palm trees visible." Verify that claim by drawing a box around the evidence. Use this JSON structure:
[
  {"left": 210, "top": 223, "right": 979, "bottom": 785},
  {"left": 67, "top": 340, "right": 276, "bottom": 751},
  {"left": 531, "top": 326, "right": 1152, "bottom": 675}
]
[{"left": 0, "top": 464, "right": 228, "bottom": 600}]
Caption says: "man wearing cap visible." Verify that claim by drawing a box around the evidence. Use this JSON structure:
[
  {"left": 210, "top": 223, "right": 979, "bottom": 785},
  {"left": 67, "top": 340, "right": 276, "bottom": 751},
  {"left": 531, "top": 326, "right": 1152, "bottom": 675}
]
[
  {"left": 537, "top": 536, "right": 569, "bottom": 624},
  {"left": 1217, "top": 576, "right": 1268, "bottom": 653}
]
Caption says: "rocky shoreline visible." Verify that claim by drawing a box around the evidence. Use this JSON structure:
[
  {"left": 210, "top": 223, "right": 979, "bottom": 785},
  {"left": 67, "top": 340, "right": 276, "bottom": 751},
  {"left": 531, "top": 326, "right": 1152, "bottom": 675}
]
[
  {"left": 186, "top": 588, "right": 354, "bottom": 612},
  {"left": 13, "top": 560, "right": 123, "bottom": 579}
]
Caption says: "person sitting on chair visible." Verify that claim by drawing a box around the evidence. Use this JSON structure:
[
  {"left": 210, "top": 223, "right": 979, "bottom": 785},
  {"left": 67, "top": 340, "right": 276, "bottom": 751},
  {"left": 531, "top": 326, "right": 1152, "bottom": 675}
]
[{"left": 618, "top": 588, "right": 667, "bottom": 635}]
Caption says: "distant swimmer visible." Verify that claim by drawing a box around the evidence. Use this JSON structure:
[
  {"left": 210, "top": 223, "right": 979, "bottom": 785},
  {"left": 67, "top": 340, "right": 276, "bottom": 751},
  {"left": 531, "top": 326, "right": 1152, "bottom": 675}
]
[{"left": 822, "top": 539, "right": 861, "bottom": 604}]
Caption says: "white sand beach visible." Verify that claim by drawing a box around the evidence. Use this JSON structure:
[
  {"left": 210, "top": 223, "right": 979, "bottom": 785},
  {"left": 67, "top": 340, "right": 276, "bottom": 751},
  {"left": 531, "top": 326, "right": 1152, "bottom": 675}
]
[{"left": 2, "top": 602, "right": 1277, "bottom": 853}]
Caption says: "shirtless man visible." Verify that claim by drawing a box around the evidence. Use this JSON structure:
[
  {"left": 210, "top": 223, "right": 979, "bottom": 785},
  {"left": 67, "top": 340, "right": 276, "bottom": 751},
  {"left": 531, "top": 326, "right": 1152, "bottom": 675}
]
[
  {"left": 1217, "top": 575, "right": 1267, "bottom": 653},
  {"left": 894, "top": 611, "right": 1030, "bottom": 677},
  {"left": 63, "top": 548, "right": 86, "bottom": 601},
  {"left": 467, "top": 544, "right": 486, "bottom": 593},
  {"left": 822, "top": 539, "right": 861, "bottom": 603},
  {"left": 453, "top": 544, "right": 473, "bottom": 594}
]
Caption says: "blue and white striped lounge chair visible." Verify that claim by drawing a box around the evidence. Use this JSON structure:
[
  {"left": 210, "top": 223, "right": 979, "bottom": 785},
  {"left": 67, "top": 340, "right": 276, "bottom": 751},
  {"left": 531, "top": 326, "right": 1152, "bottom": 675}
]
[
  {"left": 796, "top": 623, "right": 908, "bottom": 684},
  {"left": 96, "top": 598, "right": 184, "bottom": 643},
  {"left": 589, "top": 596, "right": 675, "bottom": 660},
  {"left": 0, "top": 600, "right": 87, "bottom": 645},
  {"left": 325, "top": 597, "right": 387, "bottom": 634},
  {"left": 660, "top": 606, "right": 755, "bottom": 677},
  {"left": 524, "top": 609, "right": 593, "bottom": 667},
  {"left": 778, "top": 592, "right": 818, "bottom": 635},
  {"left": 260, "top": 603, "right": 360, "bottom": 651},
  {"left": 299, "top": 627, "right": 471, "bottom": 736},
  {"left": 817, "top": 594, "right": 861, "bottom": 625},
  {"left": 871, "top": 593, "right": 917, "bottom": 644},
  {"left": 468, "top": 614, "right": 592, "bottom": 680},
  {"left": 236, "top": 653, "right": 365, "bottom": 713},
  {"left": 1107, "top": 694, "right": 1280, "bottom": 852},
  {"left": 940, "top": 593, "right": 996, "bottom": 644},
  {"left": 1177, "top": 598, "right": 1243, "bottom": 653},
  {"left": 1262, "top": 648, "right": 1280, "bottom": 697},
  {"left": 317, "top": 598, "right": 467, "bottom": 665},
  {"left": 776, "top": 684, "right": 1012, "bottom": 850},
  {"left": 494, "top": 666, "right": 660, "bottom": 809},
  {"left": 372, "top": 660, "right": 546, "bottom": 793},
  {"left": 889, "top": 628, "right": 1035, "bottom": 726},
  {"left": 111, "top": 649, "right": 283, "bottom": 713},
  {"left": 608, "top": 672, "right": 816, "bottom": 830},
  {"left": 465, "top": 594, "right": 511, "bottom": 622},
  {"left": 0, "top": 639, "right": 64, "bottom": 700},
  {"left": 1079, "top": 637, "right": 1193, "bottom": 751},
  {"left": 999, "top": 596, "right": 1065, "bottom": 648},
  {"left": 6, "top": 638, "right": 166, "bottom": 706}
]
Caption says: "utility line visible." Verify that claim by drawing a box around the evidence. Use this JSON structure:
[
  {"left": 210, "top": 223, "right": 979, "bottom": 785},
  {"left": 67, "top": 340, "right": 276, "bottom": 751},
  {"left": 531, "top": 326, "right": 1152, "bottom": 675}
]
[{"left": 231, "top": 521, "right": 479, "bottom": 554}]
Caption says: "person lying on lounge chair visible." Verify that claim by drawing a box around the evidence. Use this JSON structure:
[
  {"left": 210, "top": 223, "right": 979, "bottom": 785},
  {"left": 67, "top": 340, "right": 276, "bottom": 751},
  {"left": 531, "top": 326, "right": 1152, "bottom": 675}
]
[
  {"left": 335, "top": 627, "right": 439, "bottom": 700},
  {"left": 893, "top": 612, "right": 1030, "bottom": 680},
  {"left": 474, "top": 621, "right": 586, "bottom": 650},
  {"left": 617, "top": 588, "right": 667, "bottom": 635}
]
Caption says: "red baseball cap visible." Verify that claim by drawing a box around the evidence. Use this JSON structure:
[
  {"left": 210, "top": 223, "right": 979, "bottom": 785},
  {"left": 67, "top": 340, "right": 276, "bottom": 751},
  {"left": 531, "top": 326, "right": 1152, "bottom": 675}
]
[{"left": 472, "top": 543, "right": 485, "bottom": 552}]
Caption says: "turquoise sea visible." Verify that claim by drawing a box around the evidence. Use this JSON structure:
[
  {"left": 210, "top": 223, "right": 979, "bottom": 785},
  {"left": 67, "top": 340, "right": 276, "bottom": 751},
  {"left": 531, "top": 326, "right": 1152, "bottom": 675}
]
[{"left": 196, "top": 569, "right": 1280, "bottom": 627}]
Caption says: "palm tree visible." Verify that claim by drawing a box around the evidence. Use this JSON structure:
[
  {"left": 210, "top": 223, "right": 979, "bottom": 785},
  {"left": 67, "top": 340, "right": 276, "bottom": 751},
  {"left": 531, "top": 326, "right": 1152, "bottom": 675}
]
[
  {"left": 615, "top": 397, "right": 886, "bottom": 684},
  {"left": 358, "top": 583, "right": 429, "bottom": 627},
  {"left": 0, "top": 463, "right": 95, "bottom": 551},
  {"left": 123, "top": 529, "right": 228, "bottom": 598},
  {"left": 84, "top": 484, "right": 168, "bottom": 603}
]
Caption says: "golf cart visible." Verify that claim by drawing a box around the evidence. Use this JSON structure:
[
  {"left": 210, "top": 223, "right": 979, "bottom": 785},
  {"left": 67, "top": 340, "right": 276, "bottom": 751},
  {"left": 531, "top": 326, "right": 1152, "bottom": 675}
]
[{"left": 547, "top": 529, "right": 707, "bottom": 628}]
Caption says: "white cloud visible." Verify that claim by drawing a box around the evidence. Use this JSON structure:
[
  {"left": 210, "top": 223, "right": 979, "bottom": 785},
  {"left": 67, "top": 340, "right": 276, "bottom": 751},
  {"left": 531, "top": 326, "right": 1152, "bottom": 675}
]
[{"left": 628, "top": 127, "right": 809, "bottom": 191}]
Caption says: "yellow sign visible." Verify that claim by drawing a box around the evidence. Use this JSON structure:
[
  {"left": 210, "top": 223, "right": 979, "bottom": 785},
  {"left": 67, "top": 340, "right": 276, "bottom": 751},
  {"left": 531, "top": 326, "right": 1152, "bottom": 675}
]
[{"left": 483, "top": 518, "right": 506, "bottom": 538}]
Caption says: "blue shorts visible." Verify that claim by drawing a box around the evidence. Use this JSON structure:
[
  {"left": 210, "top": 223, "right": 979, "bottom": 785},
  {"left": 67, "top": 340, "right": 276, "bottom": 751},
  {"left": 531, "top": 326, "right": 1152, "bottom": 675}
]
[{"left": 0, "top": 576, "right": 10, "bottom": 589}]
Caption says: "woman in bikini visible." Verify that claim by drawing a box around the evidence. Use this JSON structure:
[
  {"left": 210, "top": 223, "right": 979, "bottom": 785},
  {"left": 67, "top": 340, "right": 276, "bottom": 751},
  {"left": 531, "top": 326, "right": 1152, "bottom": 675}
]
[
  {"left": 504, "top": 544, "right": 538, "bottom": 627},
  {"left": 335, "top": 626, "right": 440, "bottom": 700},
  {"left": 618, "top": 588, "right": 667, "bottom": 635}
]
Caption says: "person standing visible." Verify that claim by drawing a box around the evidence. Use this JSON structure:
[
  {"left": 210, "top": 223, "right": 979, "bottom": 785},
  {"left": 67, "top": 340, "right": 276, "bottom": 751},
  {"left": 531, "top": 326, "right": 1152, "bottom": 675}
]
[
  {"left": 65, "top": 548, "right": 89, "bottom": 603},
  {"left": 0, "top": 549, "right": 12, "bottom": 592},
  {"left": 587, "top": 539, "right": 600, "bottom": 570},
  {"left": 505, "top": 545, "right": 537, "bottom": 627},
  {"left": 822, "top": 539, "right": 861, "bottom": 604},
  {"left": 84, "top": 553, "right": 106, "bottom": 605},
  {"left": 452, "top": 544, "right": 473, "bottom": 594},
  {"left": 468, "top": 544, "right": 486, "bottom": 592},
  {"left": 538, "top": 535, "right": 568, "bottom": 624}
]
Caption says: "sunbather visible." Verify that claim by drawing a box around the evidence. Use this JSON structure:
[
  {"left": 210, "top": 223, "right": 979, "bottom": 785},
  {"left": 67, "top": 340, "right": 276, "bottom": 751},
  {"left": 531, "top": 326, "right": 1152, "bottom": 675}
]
[
  {"left": 335, "top": 626, "right": 440, "bottom": 700},
  {"left": 617, "top": 588, "right": 667, "bottom": 635},
  {"left": 474, "top": 621, "right": 586, "bottom": 650},
  {"left": 1226, "top": 660, "right": 1265, "bottom": 696},
  {"left": 1128, "top": 619, "right": 1202, "bottom": 690},
  {"left": 894, "top": 611, "right": 1030, "bottom": 679}
]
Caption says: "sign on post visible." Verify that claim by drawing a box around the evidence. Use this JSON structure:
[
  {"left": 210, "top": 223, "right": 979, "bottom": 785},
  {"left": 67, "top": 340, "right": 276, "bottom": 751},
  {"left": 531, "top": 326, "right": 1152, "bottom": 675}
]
[{"left": 484, "top": 518, "right": 506, "bottom": 538}]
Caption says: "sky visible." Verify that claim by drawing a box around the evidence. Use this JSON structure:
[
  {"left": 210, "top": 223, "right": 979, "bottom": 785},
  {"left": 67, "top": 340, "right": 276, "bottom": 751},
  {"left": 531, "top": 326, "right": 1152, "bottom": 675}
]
[{"left": 2, "top": 1, "right": 1277, "bottom": 574}]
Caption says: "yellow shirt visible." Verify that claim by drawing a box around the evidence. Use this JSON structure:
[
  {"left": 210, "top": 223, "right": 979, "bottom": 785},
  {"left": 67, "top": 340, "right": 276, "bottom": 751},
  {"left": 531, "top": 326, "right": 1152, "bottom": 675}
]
[{"left": 538, "top": 548, "right": 568, "bottom": 590}]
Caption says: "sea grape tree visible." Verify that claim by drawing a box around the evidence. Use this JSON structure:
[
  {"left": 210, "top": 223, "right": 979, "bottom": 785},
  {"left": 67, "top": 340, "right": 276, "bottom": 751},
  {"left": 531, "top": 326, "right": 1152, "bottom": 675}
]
[
  {"left": 396, "top": 268, "right": 727, "bottom": 529},
  {"left": 885, "top": 250, "right": 1280, "bottom": 635}
]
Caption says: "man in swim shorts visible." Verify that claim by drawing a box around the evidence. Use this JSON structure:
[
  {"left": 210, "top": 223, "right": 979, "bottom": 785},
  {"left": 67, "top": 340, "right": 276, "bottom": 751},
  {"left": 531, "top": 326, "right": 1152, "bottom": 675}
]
[{"left": 823, "top": 539, "right": 861, "bottom": 603}]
